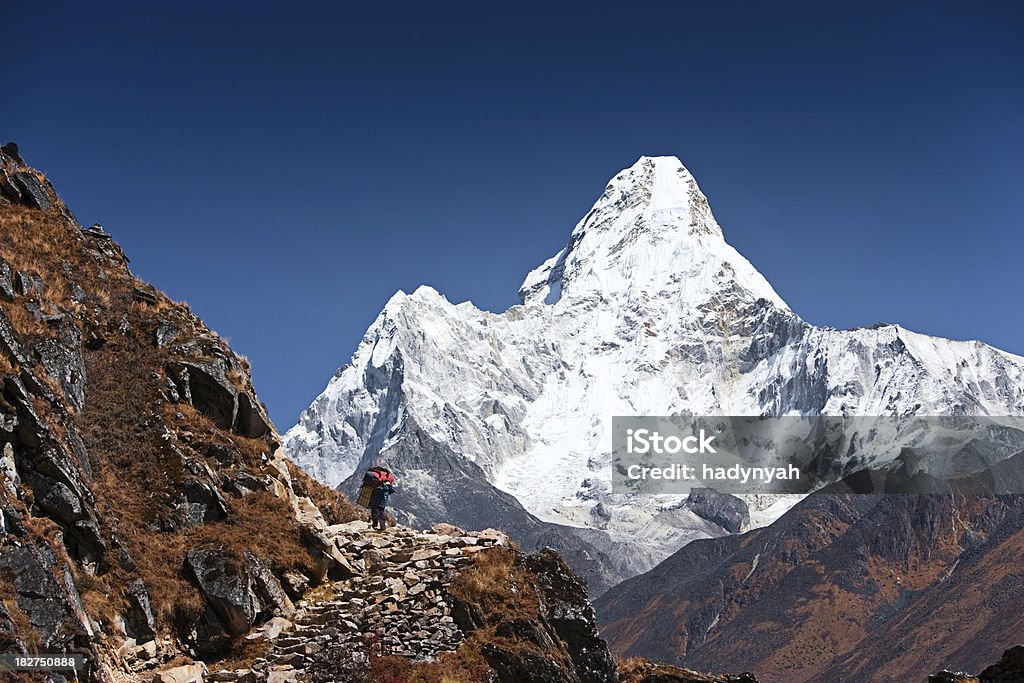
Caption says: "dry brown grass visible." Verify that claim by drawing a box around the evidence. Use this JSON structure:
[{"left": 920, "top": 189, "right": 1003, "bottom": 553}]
[
  {"left": 0, "top": 209, "right": 110, "bottom": 331},
  {"left": 211, "top": 635, "right": 272, "bottom": 671},
  {"left": 80, "top": 339, "right": 320, "bottom": 631},
  {"left": 616, "top": 657, "right": 731, "bottom": 682},
  {"left": 0, "top": 568, "right": 40, "bottom": 653},
  {"left": 359, "top": 653, "right": 491, "bottom": 683},
  {"left": 446, "top": 546, "right": 537, "bottom": 618}
]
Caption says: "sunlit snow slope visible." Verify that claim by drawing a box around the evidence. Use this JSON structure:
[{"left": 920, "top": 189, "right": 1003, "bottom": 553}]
[{"left": 285, "top": 156, "right": 1024, "bottom": 579}]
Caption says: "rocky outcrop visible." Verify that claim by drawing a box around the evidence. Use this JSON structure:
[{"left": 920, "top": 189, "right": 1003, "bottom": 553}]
[
  {"left": 684, "top": 489, "right": 749, "bottom": 534},
  {"left": 930, "top": 645, "right": 1024, "bottom": 682},
  {"left": 168, "top": 359, "right": 273, "bottom": 439},
  {"left": 186, "top": 549, "right": 270, "bottom": 638},
  {"left": 0, "top": 257, "right": 16, "bottom": 302},
  {"left": 460, "top": 548, "right": 618, "bottom": 683}
]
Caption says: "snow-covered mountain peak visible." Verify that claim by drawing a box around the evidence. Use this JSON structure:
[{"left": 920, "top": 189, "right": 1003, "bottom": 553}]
[
  {"left": 518, "top": 156, "right": 787, "bottom": 311},
  {"left": 286, "top": 154, "right": 1024, "bottom": 589},
  {"left": 607, "top": 155, "right": 707, "bottom": 209}
]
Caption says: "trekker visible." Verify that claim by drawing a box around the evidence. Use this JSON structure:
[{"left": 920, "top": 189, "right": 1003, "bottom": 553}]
[{"left": 369, "top": 473, "right": 395, "bottom": 530}]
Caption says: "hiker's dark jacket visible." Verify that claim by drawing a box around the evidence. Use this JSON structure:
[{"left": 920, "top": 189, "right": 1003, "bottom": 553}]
[{"left": 370, "top": 483, "right": 395, "bottom": 508}]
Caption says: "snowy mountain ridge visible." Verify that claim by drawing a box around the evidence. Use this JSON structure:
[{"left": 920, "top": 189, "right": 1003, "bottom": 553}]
[{"left": 285, "top": 156, "right": 1024, "bottom": 580}]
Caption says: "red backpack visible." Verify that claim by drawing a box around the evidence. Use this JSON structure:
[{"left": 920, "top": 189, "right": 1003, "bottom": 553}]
[{"left": 363, "top": 467, "right": 395, "bottom": 487}]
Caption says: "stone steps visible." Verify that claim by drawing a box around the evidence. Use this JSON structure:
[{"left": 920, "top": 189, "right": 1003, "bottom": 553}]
[{"left": 206, "top": 522, "right": 508, "bottom": 682}]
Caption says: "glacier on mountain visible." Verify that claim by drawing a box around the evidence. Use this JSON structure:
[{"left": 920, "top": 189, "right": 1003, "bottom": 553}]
[{"left": 284, "top": 156, "right": 1024, "bottom": 579}]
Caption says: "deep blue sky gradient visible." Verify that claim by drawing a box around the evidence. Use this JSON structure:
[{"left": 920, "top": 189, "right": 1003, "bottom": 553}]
[{"left": 7, "top": 1, "right": 1023, "bottom": 426}]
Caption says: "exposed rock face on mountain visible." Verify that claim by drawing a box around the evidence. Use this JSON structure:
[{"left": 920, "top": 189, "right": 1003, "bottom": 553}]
[
  {"left": 285, "top": 155, "right": 1024, "bottom": 592},
  {"left": 595, "top": 478, "right": 1024, "bottom": 681}
]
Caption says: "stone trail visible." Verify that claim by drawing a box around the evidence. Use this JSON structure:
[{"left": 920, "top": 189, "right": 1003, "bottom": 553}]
[{"left": 204, "top": 521, "right": 508, "bottom": 683}]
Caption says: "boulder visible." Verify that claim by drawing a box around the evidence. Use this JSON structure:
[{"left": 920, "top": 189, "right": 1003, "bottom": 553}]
[
  {"left": 14, "top": 271, "right": 45, "bottom": 297},
  {"left": 293, "top": 496, "right": 327, "bottom": 531},
  {"left": 246, "top": 616, "right": 292, "bottom": 641},
  {"left": 33, "top": 325, "right": 87, "bottom": 411},
  {"left": 169, "top": 360, "right": 236, "bottom": 430},
  {"left": 280, "top": 571, "right": 310, "bottom": 599},
  {"left": 173, "top": 479, "right": 229, "bottom": 528},
  {"left": 685, "top": 487, "right": 750, "bottom": 534},
  {"left": 185, "top": 548, "right": 263, "bottom": 636},
  {"left": 155, "top": 319, "right": 181, "bottom": 348},
  {"left": 0, "top": 443, "right": 20, "bottom": 496},
  {"left": 266, "top": 667, "right": 299, "bottom": 683},
  {"left": 153, "top": 661, "right": 208, "bottom": 683},
  {"left": 24, "top": 470, "right": 83, "bottom": 523},
  {"left": 125, "top": 578, "right": 158, "bottom": 640},
  {"left": 225, "top": 471, "right": 269, "bottom": 496},
  {"left": 246, "top": 552, "right": 295, "bottom": 616},
  {"left": 235, "top": 392, "right": 272, "bottom": 439},
  {"left": 430, "top": 522, "right": 465, "bottom": 536}
]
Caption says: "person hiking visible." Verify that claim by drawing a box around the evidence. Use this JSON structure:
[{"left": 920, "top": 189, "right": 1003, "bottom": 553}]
[{"left": 368, "top": 471, "right": 395, "bottom": 531}]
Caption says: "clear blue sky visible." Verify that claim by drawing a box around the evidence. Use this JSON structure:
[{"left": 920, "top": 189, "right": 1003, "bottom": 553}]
[{"left": 7, "top": 1, "right": 1022, "bottom": 427}]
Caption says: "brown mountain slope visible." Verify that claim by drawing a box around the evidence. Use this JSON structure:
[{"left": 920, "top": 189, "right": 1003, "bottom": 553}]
[{"left": 595, "top": 490, "right": 1024, "bottom": 683}]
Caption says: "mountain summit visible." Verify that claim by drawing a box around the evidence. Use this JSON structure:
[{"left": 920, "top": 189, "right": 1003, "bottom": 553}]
[
  {"left": 285, "top": 157, "right": 1024, "bottom": 592},
  {"left": 519, "top": 156, "right": 786, "bottom": 310}
]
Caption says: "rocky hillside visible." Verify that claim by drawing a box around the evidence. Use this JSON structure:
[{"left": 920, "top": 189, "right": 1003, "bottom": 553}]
[
  {"left": 0, "top": 144, "right": 636, "bottom": 683},
  {"left": 0, "top": 141, "right": 375, "bottom": 679},
  {"left": 596, "top": 481, "right": 1024, "bottom": 682}
]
